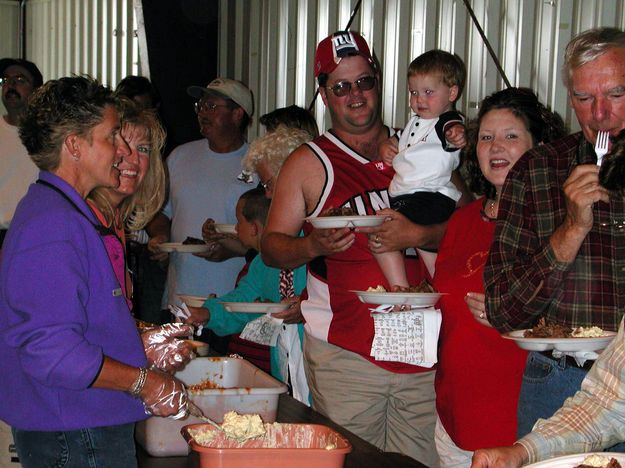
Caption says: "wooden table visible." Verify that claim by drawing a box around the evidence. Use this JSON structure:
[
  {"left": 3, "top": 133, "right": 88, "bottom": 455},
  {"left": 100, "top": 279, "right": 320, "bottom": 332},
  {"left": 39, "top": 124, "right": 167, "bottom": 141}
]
[{"left": 137, "top": 393, "right": 426, "bottom": 467}]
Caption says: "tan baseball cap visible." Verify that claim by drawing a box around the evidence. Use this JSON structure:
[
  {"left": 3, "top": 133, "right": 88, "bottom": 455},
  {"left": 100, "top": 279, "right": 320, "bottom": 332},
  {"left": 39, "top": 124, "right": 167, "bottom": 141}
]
[{"left": 187, "top": 77, "right": 254, "bottom": 117}]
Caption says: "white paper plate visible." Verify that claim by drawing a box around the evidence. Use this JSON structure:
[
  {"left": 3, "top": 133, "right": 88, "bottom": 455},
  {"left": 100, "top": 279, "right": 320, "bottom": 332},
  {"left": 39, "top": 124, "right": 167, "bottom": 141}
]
[
  {"left": 221, "top": 302, "right": 290, "bottom": 314},
  {"left": 214, "top": 224, "right": 237, "bottom": 235},
  {"left": 157, "top": 242, "right": 210, "bottom": 253},
  {"left": 503, "top": 330, "right": 617, "bottom": 352},
  {"left": 305, "top": 215, "right": 387, "bottom": 229},
  {"left": 526, "top": 452, "right": 625, "bottom": 467},
  {"left": 178, "top": 294, "right": 209, "bottom": 308},
  {"left": 352, "top": 291, "right": 443, "bottom": 307}
]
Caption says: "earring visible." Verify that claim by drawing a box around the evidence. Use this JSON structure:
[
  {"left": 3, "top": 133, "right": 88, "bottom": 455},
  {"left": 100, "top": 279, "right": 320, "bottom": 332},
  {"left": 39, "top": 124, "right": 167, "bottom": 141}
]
[{"left": 72, "top": 153, "right": 79, "bottom": 161}]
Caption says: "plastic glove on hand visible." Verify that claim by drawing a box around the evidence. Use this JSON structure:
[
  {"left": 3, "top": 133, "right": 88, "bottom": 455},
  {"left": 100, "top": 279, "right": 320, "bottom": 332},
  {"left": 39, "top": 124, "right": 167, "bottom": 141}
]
[
  {"left": 141, "top": 323, "right": 195, "bottom": 373},
  {"left": 139, "top": 369, "right": 188, "bottom": 419}
]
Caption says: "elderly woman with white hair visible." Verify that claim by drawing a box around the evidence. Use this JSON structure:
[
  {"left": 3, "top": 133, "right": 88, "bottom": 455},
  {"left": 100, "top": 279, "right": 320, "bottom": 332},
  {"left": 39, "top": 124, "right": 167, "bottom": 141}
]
[
  {"left": 188, "top": 125, "right": 314, "bottom": 403},
  {"left": 244, "top": 124, "right": 313, "bottom": 198}
]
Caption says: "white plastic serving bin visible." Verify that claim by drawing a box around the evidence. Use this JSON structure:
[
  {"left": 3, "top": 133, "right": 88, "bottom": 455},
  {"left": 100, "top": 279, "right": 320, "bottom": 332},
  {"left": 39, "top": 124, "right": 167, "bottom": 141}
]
[{"left": 135, "top": 356, "right": 288, "bottom": 457}]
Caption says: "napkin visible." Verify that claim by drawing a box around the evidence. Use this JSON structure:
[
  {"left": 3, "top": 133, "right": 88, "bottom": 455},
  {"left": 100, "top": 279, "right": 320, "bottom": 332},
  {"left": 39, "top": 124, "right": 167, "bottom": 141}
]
[
  {"left": 240, "top": 314, "right": 283, "bottom": 346},
  {"left": 370, "top": 307, "right": 442, "bottom": 367}
]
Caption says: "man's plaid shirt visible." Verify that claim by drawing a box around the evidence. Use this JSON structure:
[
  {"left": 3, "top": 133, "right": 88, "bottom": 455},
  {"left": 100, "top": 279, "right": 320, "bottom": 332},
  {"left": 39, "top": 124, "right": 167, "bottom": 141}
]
[
  {"left": 484, "top": 132, "right": 625, "bottom": 332},
  {"left": 519, "top": 318, "right": 625, "bottom": 462}
]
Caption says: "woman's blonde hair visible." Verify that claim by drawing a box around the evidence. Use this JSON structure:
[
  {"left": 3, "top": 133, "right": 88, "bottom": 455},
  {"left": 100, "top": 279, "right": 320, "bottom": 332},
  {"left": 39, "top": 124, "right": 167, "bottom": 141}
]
[
  {"left": 242, "top": 125, "right": 312, "bottom": 175},
  {"left": 89, "top": 99, "right": 166, "bottom": 231}
]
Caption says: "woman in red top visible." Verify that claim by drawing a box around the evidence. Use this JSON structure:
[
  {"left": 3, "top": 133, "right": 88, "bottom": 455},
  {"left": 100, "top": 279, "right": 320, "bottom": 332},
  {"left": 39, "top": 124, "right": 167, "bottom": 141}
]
[{"left": 433, "top": 88, "right": 566, "bottom": 467}]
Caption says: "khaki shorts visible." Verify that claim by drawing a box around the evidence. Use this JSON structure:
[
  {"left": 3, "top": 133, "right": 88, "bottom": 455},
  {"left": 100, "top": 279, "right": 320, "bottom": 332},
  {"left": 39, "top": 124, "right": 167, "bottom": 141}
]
[{"left": 304, "top": 334, "right": 438, "bottom": 467}]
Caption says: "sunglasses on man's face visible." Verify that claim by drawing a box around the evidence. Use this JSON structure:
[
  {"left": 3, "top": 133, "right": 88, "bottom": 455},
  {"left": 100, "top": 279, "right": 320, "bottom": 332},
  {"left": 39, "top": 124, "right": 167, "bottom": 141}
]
[{"left": 326, "top": 76, "right": 377, "bottom": 97}]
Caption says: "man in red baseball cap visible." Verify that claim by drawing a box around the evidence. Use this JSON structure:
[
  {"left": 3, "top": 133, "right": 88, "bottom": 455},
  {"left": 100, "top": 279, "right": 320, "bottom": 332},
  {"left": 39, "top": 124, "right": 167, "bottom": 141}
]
[{"left": 261, "top": 30, "right": 443, "bottom": 466}]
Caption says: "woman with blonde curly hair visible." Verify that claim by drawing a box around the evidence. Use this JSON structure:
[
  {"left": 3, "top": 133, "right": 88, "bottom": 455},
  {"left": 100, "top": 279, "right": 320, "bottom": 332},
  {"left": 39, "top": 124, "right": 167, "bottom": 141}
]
[
  {"left": 243, "top": 124, "right": 313, "bottom": 198},
  {"left": 87, "top": 99, "right": 166, "bottom": 307},
  {"left": 190, "top": 125, "right": 314, "bottom": 404}
]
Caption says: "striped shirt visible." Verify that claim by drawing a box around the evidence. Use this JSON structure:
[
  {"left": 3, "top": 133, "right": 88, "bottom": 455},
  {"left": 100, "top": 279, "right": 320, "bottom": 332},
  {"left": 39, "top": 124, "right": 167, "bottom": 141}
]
[
  {"left": 519, "top": 319, "right": 625, "bottom": 463},
  {"left": 484, "top": 133, "right": 625, "bottom": 332}
]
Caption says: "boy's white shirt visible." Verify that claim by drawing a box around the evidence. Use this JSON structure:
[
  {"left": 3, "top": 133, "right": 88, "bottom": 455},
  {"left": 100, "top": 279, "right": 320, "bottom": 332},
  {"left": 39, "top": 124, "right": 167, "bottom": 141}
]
[{"left": 389, "top": 113, "right": 462, "bottom": 201}]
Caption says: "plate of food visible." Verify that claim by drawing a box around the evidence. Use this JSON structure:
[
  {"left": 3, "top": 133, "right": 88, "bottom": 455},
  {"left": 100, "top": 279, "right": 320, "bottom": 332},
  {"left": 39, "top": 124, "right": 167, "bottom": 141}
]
[
  {"left": 305, "top": 207, "right": 387, "bottom": 229},
  {"left": 504, "top": 319, "right": 617, "bottom": 352},
  {"left": 214, "top": 224, "right": 237, "bottom": 235},
  {"left": 178, "top": 294, "right": 209, "bottom": 308},
  {"left": 158, "top": 237, "right": 211, "bottom": 253},
  {"left": 305, "top": 215, "right": 387, "bottom": 229},
  {"left": 352, "top": 282, "right": 442, "bottom": 307},
  {"left": 221, "top": 301, "right": 291, "bottom": 314},
  {"left": 526, "top": 452, "right": 625, "bottom": 467},
  {"left": 353, "top": 291, "right": 443, "bottom": 307}
]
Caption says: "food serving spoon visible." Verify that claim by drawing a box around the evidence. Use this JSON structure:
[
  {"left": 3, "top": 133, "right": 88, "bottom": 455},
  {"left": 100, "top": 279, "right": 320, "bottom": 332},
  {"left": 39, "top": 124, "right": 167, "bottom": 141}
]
[
  {"left": 187, "top": 403, "right": 267, "bottom": 442},
  {"left": 187, "top": 401, "right": 222, "bottom": 431}
]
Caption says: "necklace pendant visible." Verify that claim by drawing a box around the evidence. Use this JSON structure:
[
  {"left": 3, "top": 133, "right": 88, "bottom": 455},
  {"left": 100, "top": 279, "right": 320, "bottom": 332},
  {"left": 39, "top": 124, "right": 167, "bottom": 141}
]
[{"left": 488, "top": 201, "right": 497, "bottom": 219}]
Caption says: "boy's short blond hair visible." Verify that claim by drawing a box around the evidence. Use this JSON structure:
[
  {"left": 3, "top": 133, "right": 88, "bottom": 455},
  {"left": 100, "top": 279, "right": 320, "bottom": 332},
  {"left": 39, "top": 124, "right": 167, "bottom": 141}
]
[{"left": 408, "top": 49, "right": 466, "bottom": 101}]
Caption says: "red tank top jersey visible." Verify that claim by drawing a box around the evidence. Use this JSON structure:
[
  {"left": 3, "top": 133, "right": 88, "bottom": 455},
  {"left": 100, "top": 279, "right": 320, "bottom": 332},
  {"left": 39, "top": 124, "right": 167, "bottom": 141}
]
[{"left": 301, "top": 130, "right": 430, "bottom": 373}]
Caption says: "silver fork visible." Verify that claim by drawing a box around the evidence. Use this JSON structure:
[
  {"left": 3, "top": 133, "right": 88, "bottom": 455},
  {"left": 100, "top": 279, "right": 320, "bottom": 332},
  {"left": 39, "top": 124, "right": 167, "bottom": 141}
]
[{"left": 595, "top": 131, "right": 610, "bottom": 166}]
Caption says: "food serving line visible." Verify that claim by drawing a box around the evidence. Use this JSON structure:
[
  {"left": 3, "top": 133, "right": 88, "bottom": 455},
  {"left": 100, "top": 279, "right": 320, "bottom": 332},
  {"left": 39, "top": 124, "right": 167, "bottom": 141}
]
[
  {"left": 149, "top": 216, "right": 619, "bottom": 467},
  {"left": 133, "top": 351, "right": 426, "bottom": 467},
  {"left": 137, "top": 392, "right": 425, "bottom": 468},
  {"left": 148, "top": 217, "right": 444, "bottom": 467}
]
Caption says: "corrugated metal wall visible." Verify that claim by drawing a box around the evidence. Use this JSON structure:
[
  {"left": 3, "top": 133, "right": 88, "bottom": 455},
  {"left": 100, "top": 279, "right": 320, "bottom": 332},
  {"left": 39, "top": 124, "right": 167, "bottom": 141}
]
[
  {"left": 218, "top": 0, "right": 625, "bottom": 139},
  {"left": 0, "top": 1, "right": 21, "bottom": 59},
  {"left": 1, "top": 0, "right": 624, "bottom": 138},
  {"left": 1, "top": 0, "right": 140, "bottom": 89},
  {"left": 0, "top": 0, "right": 22, "bottom": 115}
]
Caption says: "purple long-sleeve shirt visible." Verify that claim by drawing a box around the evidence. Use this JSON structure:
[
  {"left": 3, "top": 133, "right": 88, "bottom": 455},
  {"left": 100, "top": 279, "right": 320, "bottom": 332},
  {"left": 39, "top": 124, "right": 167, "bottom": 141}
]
[{"left": 0, "top": 171, "right": 147, "bottom": 431}]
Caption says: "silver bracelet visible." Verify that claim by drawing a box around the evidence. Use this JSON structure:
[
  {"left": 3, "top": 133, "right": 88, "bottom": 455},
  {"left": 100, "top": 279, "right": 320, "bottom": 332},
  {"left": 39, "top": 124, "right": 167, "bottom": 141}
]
[{"left": 129, "top": 367, "right": 148, "bottom": 397}]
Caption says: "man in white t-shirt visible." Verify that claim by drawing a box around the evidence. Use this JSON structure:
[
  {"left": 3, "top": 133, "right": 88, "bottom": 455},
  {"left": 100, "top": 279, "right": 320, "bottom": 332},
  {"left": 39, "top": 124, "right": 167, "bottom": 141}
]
[
  {"left": 147, "top": 78, "right": 256, "bottom": 313},
  {"left": 0, "top": 58, "right": 43, "bottom": 247}
]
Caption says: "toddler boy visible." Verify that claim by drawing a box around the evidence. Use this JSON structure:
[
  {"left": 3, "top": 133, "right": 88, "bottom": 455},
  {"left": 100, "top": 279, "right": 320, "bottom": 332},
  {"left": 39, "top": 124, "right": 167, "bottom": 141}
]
[{"left": 377, "top": 49, "right": 466, "bottom": 284}]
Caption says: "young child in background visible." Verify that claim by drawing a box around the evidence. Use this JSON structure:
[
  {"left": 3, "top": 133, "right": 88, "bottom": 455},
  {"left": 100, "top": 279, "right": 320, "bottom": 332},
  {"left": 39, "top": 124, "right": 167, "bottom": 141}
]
[
  {"left": 377, "top": 49, "right": 467, "bottom": 284},
  {"left": 182, "top": 188, "right": 309, "bottom": 404}
]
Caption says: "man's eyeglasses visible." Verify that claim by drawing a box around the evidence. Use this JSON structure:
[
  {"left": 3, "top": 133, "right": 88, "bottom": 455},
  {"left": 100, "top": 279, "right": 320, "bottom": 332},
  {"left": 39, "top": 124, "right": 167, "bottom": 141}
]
[
  {"left": 194, "top": 100, "right": 232, "bottom": 114},
  {"left": 326, "top": 76, "right": 376, "bottom": 97},
  {"left": 0, "top": 76, "right": 31, "bottom": 87}
]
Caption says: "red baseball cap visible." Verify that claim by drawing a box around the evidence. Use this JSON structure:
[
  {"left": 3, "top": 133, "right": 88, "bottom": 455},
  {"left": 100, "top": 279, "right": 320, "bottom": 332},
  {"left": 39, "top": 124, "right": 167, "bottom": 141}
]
[{"left": 314, "top": 31, "right": 375, "bottom": 78}]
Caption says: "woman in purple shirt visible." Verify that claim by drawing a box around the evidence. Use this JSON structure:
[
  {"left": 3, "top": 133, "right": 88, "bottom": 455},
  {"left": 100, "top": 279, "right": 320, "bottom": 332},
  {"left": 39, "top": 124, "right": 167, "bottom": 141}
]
[{"left": 0, "top": 76, "right": 188, "bottom": 467}]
